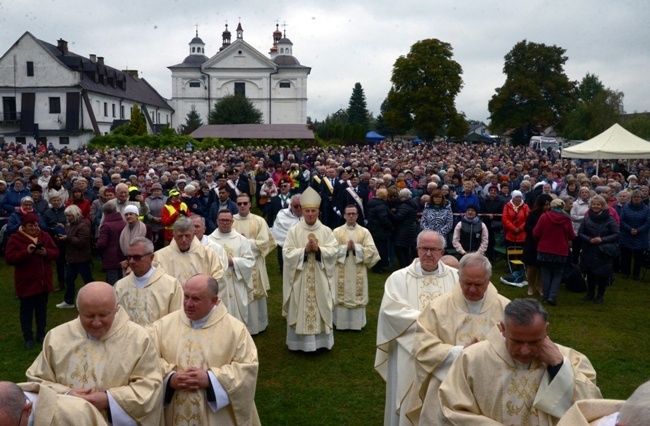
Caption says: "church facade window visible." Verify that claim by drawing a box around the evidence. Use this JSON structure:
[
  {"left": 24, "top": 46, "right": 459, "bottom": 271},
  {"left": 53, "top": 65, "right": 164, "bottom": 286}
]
[{"left": 234, "top": 82, "right": 245, "bottom": 96}]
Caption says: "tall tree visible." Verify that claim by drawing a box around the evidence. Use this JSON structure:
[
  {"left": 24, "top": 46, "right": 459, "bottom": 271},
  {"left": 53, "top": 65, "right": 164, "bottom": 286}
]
[
  {"left": 385, "top": 39, "right": 463, "bottom": 141},
  {"left": 347, "top": 82, "right": 369, "bottom": 128},
  {"left": 179, "top": 105, "right": 204, "bottom": 135},
  {"left": 488, "top": 40, "right": 575, "bottom": 142},
  {"left": 563, "top": 73, "right": 624, "bottom": 140},
  {"left": 130, "top": 104, "right": 147, "bottom": 136},
  {"left": 209, "top": 94, "right": 263, "bottom": 125}
]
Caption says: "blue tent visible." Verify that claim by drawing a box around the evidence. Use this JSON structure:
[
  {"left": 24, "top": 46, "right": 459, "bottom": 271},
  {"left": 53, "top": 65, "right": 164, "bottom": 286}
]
[
  {"left": 366, "top": 131, "right": 385, "bottom": 143},
  {"left": 412, "top": 137, "right": 423, "bottom": 144}
]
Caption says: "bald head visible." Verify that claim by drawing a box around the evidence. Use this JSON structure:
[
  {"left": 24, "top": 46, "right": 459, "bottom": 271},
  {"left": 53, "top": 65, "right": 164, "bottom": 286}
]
[
  {"left": 0, "top": 381, "right": 28, "bottom": 424},
  {"left": 77, "top": 282, "right": 118, "bottom": 340}
]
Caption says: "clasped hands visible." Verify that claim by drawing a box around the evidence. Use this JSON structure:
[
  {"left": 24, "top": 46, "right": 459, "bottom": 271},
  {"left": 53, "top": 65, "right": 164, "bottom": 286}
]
[
  {"left": 170, "top": 367, "right": 210, "bottom": 391},
  {"left": 305, "top": 238, "right": 319, "bottom": 253}
]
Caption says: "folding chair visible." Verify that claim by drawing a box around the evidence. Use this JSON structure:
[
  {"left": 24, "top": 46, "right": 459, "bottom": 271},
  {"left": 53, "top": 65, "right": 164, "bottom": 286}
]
[{"left": 506, "top": 246, "right": 526, "bottom": 276}]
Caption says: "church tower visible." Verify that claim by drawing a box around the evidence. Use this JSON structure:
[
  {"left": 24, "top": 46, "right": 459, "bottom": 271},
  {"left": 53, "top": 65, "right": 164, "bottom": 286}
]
[
  {"left": 220, "top": 24, "right": 231, "bottom": 52},
  {"left": 188, "top": 28, "right": 205, "bottom": 56},
  {"left": 269, "top": 23, "right": 282, "bottom": 59},
  {"left": 236, "top": 22, "right": 244, "bottom": 39}
]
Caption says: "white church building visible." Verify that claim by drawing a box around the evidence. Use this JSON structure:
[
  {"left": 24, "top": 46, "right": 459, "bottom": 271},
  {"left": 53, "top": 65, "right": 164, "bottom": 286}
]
[{"left": 168, "top": 23, "right": 310, "bottom": 129}]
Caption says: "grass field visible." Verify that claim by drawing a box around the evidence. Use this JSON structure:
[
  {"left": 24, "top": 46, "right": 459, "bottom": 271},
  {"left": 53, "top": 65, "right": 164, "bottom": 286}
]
[{"left": 1, "top": 248, "right": 649, "bottom": 425}]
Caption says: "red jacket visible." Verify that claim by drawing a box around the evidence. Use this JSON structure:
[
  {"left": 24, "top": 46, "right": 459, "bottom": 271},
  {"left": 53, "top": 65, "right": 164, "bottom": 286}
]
[
  {"left": 5, "top": 229, "right": 59, "bottom": 297},
  {"left": 66, "top": 198, "right": 91, "bottom": 221},
  {"left": 533, "top": 210, "right": 575, "bottom": 257},
  {"left": 502, "top": 201, "right": 530, "bottom": 244}
]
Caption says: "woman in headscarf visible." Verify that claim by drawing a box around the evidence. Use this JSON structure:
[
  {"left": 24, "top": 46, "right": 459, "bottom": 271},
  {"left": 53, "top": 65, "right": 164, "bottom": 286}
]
[{"left": 502, "top": 190, "right": 530, "bottom": 248}]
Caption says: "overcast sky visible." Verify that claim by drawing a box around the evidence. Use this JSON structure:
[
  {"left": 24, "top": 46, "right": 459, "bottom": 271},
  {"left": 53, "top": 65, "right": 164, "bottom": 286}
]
[{"left": 1, "top": 0, "right": 648, "bottom": 125}]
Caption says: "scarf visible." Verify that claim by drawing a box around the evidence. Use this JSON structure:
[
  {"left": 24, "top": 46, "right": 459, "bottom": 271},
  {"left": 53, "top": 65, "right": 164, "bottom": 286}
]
[
  {"left": 509, "top": 200, "right": 521, "bottom": 213},
  {"left": 119, "top": 221, "right": 148, "bottom": 255},
  {"left": 18, "top": 226, "right": 39, "bottom": 245}
]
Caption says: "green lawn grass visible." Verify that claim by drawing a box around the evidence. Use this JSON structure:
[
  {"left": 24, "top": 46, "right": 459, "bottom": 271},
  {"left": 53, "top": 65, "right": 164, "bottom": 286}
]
[{"left": 1, "top": 250, "right": 648, "bottom": 424}]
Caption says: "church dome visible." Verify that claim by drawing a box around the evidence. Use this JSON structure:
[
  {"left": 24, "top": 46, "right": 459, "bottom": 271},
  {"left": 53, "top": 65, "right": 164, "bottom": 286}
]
[
  {"left": 273, "top": 55, "right": 300, "bottom": 66},
  {"left": 182, "top": 54, "right": 209, "bottom": 65},
  {"left": 190, "top": 36, "right": 204, "bottom": 44}
]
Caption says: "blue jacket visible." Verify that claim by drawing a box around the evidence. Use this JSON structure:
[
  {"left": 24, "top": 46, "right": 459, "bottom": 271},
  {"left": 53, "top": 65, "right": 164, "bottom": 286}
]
[
  {"left": 619, "top": 201, "right": 650, "bottom": 250},
  {"left": 456, "top": 192, "right": 480, "bottom": 214},
  {"left": 2, "top": 187, "right": 30, "bottom": 213}
]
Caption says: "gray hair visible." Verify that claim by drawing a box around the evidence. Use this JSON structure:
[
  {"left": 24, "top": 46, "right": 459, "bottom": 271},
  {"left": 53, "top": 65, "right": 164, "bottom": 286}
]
[
  {"left": 64, "top": 204, "right": 82, "bottom": 221},
  {"left": 173, "top": 216, "right": 194, "bottom": 233},
  {"left": 399, "top": 188, "right": 412, "bottom": 199},
  {"left": 504, "top": 298, "right": 548, "bottom": 326},
  {"left": 206, "top": 276, "right": 219, "bottom": 297},
  {"left": 0, "top": 381, "right": 25, "bottom": 423},
  {"left": 103, "top": 200, "right": 117, "bottom": 214},
  {"left": 458, "top": 253, "right": 492, "bottom": 281},
  {"left": 189, "top": 214, "right": 205, "bottom": 227},
  {"left": 129, "top": 236, "right": 154, "bottom": 254},
  {"left": 618, "top": 380, "right": 650, "bottom": 426},
  {"left": 416, "top": 230, "right": 445, "bottom": 249}
]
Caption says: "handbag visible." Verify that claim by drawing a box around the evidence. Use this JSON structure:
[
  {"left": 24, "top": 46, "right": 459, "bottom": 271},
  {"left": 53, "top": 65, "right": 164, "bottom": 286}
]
[{"left": 598, "top": 243, "right": 620, "bottom": 258}]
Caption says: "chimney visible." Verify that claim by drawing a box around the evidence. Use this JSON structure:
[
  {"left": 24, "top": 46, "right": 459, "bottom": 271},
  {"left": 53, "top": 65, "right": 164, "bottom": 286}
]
[
  {"left": 57, "top": 38, "right": 68, "bottom": 55},
  {"left": 97, "top": 56, "right": 104, "bottom": 65},
  {"left": 123, "top": 69, "right": 139, "bottom": 79},
  {"left": 89, "top": 54, "right": 97, "bottom": 63}
]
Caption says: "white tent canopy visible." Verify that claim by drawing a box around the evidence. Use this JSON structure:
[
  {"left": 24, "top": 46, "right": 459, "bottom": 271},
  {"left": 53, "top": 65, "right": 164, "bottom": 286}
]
[{"left": 562, "top": 123, "right": 650, "bottom": 160}]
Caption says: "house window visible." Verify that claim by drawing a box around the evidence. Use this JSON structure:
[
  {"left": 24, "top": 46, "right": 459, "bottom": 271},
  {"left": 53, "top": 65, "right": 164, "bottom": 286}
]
[
  {"left": 120, "top": 105, "right": 125, "bottom": 119},
  {"left": 49, "top": 97, "right": 61, "bottom": 113},
  {"left": 104, "top": 102, "right": 108, "bottom": 117},
  {"left": 189, "top": 81, "right": 201, "bottom": 88},
  {"left": 234, "top": 82, "right": 245, "bottom": 96},
  {"left": 59, "top": 137, "right": 70, "bottom": 145},
  {"left": 112, "top": 104, "right": 116, "bottom": 117},
  {"left": 26, "top": 62, "right": 34, "bottom": 76},
  {"left": 279, "top": 81, "right": 291, "bottom": 88}
]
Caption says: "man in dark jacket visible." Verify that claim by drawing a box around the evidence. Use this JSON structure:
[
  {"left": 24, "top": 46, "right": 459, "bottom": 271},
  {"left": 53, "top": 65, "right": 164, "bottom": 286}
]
[{"left": 367, "top": 188, "right": 395, "bottom": 273}]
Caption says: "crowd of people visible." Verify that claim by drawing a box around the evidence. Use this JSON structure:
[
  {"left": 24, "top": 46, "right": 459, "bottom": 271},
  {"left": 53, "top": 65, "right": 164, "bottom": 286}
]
[{"left": 1, "top": 139, "right": 650, "bottom": 424}]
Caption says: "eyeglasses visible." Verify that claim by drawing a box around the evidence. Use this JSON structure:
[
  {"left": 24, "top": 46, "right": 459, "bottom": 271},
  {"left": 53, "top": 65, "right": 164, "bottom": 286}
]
[
  {"left": 126, "top": 253, "right": 152, "bottom": 261},
  {"left": 237, "top": 202, "right": 249, "bottom": 206},
  {"left": 417, "top": 247, "right": 444, "bottom": 254}
]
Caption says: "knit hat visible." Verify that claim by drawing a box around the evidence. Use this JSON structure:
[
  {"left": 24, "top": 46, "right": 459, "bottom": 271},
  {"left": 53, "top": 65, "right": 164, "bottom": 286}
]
[
  {"left": 124, "top": 205, "right": 139, "bottom": 215},
  {"left": 21, "top": 213, "right": 39, "bottom": 225},
  {"left": 21, "top": 196, "right": 34, "bottom": 205},
  {"left": 466, "top": 204, "right": 479, "bottom": 213},
  {"left": 511, "top": 190, "right": 523, "bottom": 199}
]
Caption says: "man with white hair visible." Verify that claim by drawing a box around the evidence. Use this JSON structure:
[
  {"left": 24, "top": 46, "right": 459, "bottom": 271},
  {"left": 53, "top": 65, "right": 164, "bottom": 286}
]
[
  {"left": 104, "top": 183, "right": 149, "bottom": 222},
  {"left": 271, "top": 194, "right": 302, "bottom": 273},
  {"left": 375, "top": 230, "right": 459, "bottom": 426}
]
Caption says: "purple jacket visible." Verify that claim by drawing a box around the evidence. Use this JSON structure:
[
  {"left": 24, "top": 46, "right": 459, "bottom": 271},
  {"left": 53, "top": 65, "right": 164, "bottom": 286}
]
[{"left": 95, "top": 211, "right": 126, "bottom": 269}]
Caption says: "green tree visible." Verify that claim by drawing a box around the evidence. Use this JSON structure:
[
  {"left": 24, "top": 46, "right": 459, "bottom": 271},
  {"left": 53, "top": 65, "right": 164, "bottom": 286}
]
[
  {"left": 446, "top": 111, "right": 470, "bottom": 140},
  {"left": 563, "top": 73, "right": 624, "bottom": 140},
  {"left": 385, "top": 39, "right": 463, "bottom": 141},
  {"left": 208, "top": 94, "right": 263, "bottom": 124},
  {"left": 130, "top": 104, "right": 147, "bottom": 136},
  {"left": 347, "top": 82, "right": 369, "bottom": 128},
  {"left": 179, "top": 105, "right": 204, "bottom": 135},
  {"left": 488, "top": 40, "right": 575, "bottom": 142}
]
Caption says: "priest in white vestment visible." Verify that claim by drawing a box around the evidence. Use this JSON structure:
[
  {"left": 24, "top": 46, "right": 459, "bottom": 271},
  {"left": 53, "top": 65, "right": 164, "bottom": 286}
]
[
  {"left": 26, "top": 282, "right": 163, "bottom": 425},
  {"left": 375, "top": 230, "right": 459, "bottom": 426},
  {"left": 271, "top": 194, "right": 302, "bottom": 273},
  {"left": 207, "top": 210, "right": 255, "bottom": 327},
  {"left": 332, "top": 204, "right": 380, "bottom": 330},
  {"left": 114, "top": 236, "right": 183, "bottom": 325},
  {"left": 0, "top": 381, "right": 107, "bottom": 425},
  {"left": 233, "top": 194, "right": 277, "bottom": 335},
  {"left": 190, "top": 214, "right": 230, "bottom": 269},
  {"left": 406, "top": 253, "right": 510, "bottom": 425},
  {"left": 149, "top": 274, "right": 260, "bottom": 425},
  {"left": 439, "top": 298, "right": 602, "bottom": 425},
  {"left": 283, "top": 187, "right": 339, "bottom": 352},
  {"left": 154, "top": 216, "right": 225, "bottom": 284}
]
